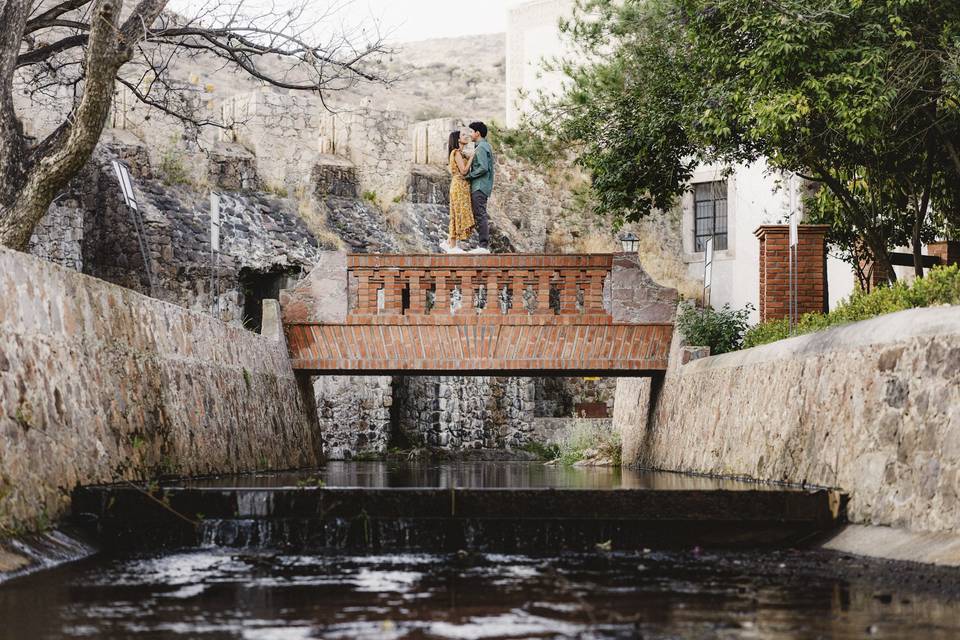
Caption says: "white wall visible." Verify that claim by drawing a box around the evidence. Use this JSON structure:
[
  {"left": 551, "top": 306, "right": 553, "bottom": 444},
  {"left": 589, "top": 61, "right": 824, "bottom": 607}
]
[
  {"left": 506, "top": 0, "right": 575, "bottom": 127},
  {"left": 680, "top": 161, "right": 856, "bottom": 321},
  {"left": 505, "top": 0, "right": 858, "bottom": 319}
]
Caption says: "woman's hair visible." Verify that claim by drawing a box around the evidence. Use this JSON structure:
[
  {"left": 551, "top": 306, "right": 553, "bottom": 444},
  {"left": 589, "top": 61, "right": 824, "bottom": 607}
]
[{"left": 448, "top": 131, "right": 460, "bottom": 155}]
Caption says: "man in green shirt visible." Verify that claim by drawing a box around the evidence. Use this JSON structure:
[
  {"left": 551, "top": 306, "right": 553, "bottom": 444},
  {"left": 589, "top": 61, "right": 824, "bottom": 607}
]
[{"left": 465, "top": 121, "right": 495, "bottom": 252}]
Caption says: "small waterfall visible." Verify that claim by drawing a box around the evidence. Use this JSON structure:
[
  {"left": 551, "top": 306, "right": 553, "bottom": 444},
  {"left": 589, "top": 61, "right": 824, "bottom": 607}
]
[{"left": 0, "top": 529, "right": 97, "bottom": 583}]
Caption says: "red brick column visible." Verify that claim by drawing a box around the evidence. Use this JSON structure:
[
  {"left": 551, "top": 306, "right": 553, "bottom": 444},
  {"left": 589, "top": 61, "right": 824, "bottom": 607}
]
[
  {"left": 754, "top": 225, "right": 829, "bottom": 322},
  {"left": 928, "top": 241, "right": 960, "bottom": 267}
]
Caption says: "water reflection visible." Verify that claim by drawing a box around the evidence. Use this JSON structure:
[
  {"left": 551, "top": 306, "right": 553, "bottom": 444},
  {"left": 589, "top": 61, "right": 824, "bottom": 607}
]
[
  {"left": 2, "top": 549, "right": 959, "bottom": 639},
  {"left": 177, "top": 461, "right": 782, "bottom": 491}
]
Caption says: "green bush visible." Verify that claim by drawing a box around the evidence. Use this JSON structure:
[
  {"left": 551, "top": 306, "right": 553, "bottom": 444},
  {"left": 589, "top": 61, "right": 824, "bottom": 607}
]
[
  {"left": 487, "top": 121, "right": 562, "bottom": 168},
  {"left": 742, "top": 264, "right": 960, "bottom": 349},
  {"left": 159, "top": 149, "right": 190, "bottom": 186},
  {"left": 554, "top": 420, "right": 621, "bottom": 466},
  {"left": 676, "top": 302, "right": 754, "bottom": 354}
]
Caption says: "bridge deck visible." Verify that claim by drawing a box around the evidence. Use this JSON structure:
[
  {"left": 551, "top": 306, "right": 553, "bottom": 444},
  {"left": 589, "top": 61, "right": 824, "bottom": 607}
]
[
  {"left": 280, "top": 253, "right": 677, "bottom": 376},
  {"left": 285, "top": 322, "right": 672, "bottom": 376}
]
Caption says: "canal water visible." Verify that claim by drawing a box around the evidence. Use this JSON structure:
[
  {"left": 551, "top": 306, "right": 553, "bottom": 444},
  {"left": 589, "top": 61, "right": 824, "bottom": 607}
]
[{"left": 2, "top": 463, "right": 960, "bottom": 639}]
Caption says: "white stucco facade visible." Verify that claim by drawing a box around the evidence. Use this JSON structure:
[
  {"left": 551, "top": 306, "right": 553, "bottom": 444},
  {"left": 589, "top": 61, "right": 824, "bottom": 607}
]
[
  {"left": 678, "top": 163, "right": 856, "bottom": 321},
  {"left": 506, "top": 0, "right": 857, "bottom": 319},
  {"left": 506, "top": 0, "right": 575, "bottom": 127}
]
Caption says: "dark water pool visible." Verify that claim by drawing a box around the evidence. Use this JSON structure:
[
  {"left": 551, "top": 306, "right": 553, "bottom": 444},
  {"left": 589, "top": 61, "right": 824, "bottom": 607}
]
[
  {"left": 3, "top": 547, "right": 960, "bottom": 639},
  {"left": 174, "top": 461, "right": 783, "bottom": 491}
]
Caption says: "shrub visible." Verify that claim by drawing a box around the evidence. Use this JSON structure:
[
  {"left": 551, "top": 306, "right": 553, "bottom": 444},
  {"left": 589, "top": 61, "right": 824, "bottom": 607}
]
[
  {"left": 742, "top": 264, "right": 960, "bottom": 348},
  {"left": 554, "top": 420, "right": 621, "bottom": 466},
  {"left": 487, "top": 120, "right": 562, "bottom": 168},
  {"left": 676, "top": 302, "right": 754, "bottom": 355},
  {"left": 159, "top": 149, "right": 190, "bottom": 186}
]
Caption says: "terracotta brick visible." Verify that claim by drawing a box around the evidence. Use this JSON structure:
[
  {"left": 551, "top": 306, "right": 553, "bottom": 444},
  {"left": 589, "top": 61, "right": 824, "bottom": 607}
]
[{"left": 755, "top": 225, "right": 829, "bottom": 322}]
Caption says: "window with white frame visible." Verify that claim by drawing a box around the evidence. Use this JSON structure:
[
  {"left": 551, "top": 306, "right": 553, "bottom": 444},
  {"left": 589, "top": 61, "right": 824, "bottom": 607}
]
[{"left": 693, "top": 180, "right": 728, "bottom": 252}]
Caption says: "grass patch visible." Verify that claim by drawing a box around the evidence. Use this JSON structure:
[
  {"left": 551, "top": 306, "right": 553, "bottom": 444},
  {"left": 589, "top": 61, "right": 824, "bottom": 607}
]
[
  {"left": 518, "top": 441, "right": 561, "bottom": 461},
  {"left": 553, "top": 420, "right": 621, "bottom": 466},
  {"left": 743, "top": 264, "right": 960, "bottom": 349},
  {"left": 159, "top": 149, "right": 191, "bottom": 186}
]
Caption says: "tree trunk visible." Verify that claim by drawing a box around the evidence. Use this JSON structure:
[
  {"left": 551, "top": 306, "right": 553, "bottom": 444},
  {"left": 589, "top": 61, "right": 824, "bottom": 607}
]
[
  {"left": 0, "top": 1, "right": 32, "bottom": 250},
  {"left": 0, "top": 0, "right": 168, "bottom": 251}
]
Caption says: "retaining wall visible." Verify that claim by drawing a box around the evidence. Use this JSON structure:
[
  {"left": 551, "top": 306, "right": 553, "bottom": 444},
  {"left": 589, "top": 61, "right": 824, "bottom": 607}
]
[
  {"left": 615, "top": 307, "right": 960, "bottom": 534},
  {"left": 0, "top": 248, "right": 320, "bottom": 533}
]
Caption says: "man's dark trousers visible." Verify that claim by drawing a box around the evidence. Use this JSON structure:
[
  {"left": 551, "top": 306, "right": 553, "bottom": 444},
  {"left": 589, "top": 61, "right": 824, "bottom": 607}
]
[{"left": 471, "top": 190, "right": 490, "bottom": 248}]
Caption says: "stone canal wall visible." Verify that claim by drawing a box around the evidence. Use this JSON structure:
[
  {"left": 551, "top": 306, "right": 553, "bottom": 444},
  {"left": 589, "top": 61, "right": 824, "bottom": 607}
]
[
  {"left": 0, "top": 248, "right": 320, "bottom": 533},
  {"left": 616, "top": 307, "right": 960, "bottom": 535}
]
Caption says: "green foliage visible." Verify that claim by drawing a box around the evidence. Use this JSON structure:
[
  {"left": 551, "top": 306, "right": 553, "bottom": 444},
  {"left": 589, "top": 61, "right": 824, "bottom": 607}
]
[
  {"left": 350, "top": 451, "right": 384, "bottom": 462},
  {"left": 242, "top": 368, "right": 252, "bottom": 390},
  {"left": 518, "top": 440, "right": 561, "bottom": 461},
  {"left": 264, "top": 183, "right": 289, "bottom": 198},
  {"left": 555, "top": 420, "right": 622, "bottom": 466},
  {"left": 487, "top": 121, "right": 562, "bottom": 168},
  {"left": 159, "top": 149, "right": 190, "bottom": 186},
  {"left": 362, "top": 190, "right": 379, "bottom": 204},
  {"left": 539, "top": 0, "right": 960, "bottom": 273},
  {"left": 676, "top": 303, "right": 754, "bottom": 354},
  {"left": 743, "top": 264, "right": 960, "bottom": 348}
]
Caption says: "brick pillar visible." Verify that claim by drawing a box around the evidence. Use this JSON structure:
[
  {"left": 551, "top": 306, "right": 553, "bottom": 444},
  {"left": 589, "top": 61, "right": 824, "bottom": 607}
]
[
  {"left": 928, "top": 241, "right": 960, "bottom": 267},
  {"left": 754, "top": 225, "right": 829, "bottom": 322}
]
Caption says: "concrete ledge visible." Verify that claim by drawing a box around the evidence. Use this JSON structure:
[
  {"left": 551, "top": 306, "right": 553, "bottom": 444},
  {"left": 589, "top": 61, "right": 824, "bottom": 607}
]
[
  {"left": 680, "top": 306, "right": 960, "bottom": 373},
  {"left": 619, "top": 304, "right": 960, "bottom": 535},
  {"left": 822, "top": 524, "right": 960, "bottom": 567},
  {"left": 0, "top": 529, "right": 97, "bottom": 584}
]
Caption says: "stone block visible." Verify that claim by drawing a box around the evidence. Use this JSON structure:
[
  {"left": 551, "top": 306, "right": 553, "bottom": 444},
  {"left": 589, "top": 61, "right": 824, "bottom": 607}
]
[
  {"left": 610, "top": 253, "right": 679, "bottom": 324},
  {"left": 279, "top": 252, "right": 348, "bottom": 324}
]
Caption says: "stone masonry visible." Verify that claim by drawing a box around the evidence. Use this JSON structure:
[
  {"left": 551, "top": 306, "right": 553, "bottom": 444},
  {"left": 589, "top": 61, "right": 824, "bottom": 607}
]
[
  {"left": 616, "top": 306, "right": 960, "bottom": 535},
  {"left": 395, "top": 376, "right": 536, "bottom": 449},
  {"left": 0, "top": 248, "right": 320, "bottom": 533}
]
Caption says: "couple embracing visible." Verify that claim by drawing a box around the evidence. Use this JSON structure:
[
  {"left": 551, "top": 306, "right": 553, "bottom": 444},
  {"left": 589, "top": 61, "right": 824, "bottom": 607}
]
[{"left": 443, "top": 121, "right": 494, "bottom": 254}]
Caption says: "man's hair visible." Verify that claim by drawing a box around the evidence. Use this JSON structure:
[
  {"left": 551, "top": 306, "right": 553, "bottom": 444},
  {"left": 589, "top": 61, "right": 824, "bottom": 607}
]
[{"left": 469, "top": 121, "right": 488, "bottom": 138}]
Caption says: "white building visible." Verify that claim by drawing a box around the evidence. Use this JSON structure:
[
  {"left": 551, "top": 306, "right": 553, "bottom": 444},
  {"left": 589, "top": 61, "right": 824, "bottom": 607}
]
[{"left": 506, "top": 0, "right": 856, "bottom": 319}]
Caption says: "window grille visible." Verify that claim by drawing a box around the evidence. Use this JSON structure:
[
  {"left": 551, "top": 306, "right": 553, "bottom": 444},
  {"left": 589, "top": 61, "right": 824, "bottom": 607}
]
[{"left": 693, "top": 181, "right": 728, "bottom": 252}]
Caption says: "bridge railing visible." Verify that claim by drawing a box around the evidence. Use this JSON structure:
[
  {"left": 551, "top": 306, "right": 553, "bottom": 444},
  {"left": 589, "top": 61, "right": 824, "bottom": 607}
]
[{"left": 346, "top": 254, "right": 613, "bottom": 324}]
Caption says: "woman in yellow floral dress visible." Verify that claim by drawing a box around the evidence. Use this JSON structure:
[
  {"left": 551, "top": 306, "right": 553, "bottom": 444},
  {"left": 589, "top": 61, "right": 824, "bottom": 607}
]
[{"left": 443, "top": 130, "right": 475, "bottom": 252}]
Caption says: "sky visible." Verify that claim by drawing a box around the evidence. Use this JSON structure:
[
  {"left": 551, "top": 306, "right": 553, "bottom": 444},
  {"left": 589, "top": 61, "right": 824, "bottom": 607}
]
[
  {"left": 342, "top": 0, "right": 514, "bottom": 42},
  {"left": 169, "top": 0, "right": 517, "bottom": 44}
]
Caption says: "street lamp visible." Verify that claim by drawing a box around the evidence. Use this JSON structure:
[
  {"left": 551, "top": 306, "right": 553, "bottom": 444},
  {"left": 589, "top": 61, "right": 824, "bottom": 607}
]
[{"left": 619, "top": 232, "right": 639, "bottom": 253}]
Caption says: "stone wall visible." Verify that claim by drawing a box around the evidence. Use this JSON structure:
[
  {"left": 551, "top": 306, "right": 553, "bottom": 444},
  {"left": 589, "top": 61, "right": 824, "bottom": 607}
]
[
  {"left": 615, "top": 307, "right": 960, "bottom": 534},
  {"left": 33, "top": 140, "right": 328, "bottom": 327},
  {"left": 318, "top": 106, "right": 414, "bottom": 202},
  {"left": 314, "top": 376, "right": 393, "bottom": 459},
  {"left": 221, "top": 91, "right": 324, "bottom": 193},
  {"left": 395, "top": 376, "right": 536, "bottom": 449},
  {"left": 0, "top": 248, "right": 320, "bottom": 533},
  {"left": 27, "top": 202, "right": 84, "bottom": 272}
]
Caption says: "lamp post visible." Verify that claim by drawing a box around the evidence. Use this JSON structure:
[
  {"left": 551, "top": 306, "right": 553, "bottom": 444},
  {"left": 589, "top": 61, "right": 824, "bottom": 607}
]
[{"left": 619, "top": 232, "right": 639, "bottom": 253}]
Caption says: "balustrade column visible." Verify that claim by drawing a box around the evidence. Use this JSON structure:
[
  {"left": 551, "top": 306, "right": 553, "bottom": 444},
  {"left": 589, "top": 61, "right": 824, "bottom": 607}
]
[
  {"left": 585, "top": 270, "right": 605, "bottom": 313},
  {"left": 355, "top": 270, "right": 375, "bottom": 315},
  {"left": 382, "top": 271, "right": 403, "bottom": 315},
  {"left": 559, "top": 271, "right": 580, "bottom": 315},
  {"left": 433, "top": 272, "right": 449, "bottom": 314},
  {"left": 509, "top": 271, "right": 528, "bottom": 314},
  {"left": 484, "top": 271, "right": 501, "bottom": 315},
  {"left": 407, "top": 271, "right": 425, "bottom": 314},
  {"left": 457, "top": 270, "right": 476, "bottom": 314},
  {"left": 535, "top": 271, "right": 553, "bottom": 315}
]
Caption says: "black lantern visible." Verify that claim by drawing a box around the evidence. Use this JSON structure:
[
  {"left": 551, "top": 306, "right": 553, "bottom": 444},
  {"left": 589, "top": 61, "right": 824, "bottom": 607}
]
[{"left": 619, "top": 232, "right": 639, "bottom": 253}]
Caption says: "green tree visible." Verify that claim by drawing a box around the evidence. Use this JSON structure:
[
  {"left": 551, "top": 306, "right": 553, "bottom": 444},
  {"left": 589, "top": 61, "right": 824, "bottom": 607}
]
[{"left": 540, "top": 0, "right": 960, "bottom": 280}]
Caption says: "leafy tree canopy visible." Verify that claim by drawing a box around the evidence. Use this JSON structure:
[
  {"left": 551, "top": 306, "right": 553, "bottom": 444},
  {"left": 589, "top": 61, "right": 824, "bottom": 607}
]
[{"left": 536, "top": 0, "right": 960, "bottom": 280}]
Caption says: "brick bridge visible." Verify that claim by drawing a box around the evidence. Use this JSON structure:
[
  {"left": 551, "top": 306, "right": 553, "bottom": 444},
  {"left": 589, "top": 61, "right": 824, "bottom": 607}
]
[{"left": 279, "top": 253, "right": 678, "bottom": 376}]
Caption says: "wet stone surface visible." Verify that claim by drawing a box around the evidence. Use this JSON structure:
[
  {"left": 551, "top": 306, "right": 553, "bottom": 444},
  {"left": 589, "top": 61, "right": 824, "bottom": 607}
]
[{"left": 2, "top": 548, "right": 960, "bottom": 639}]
